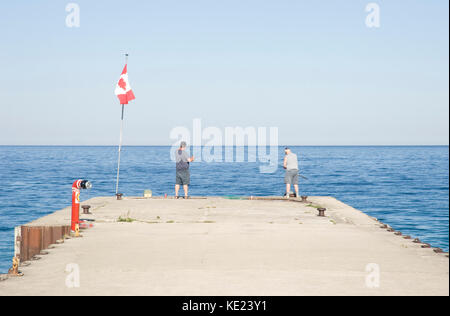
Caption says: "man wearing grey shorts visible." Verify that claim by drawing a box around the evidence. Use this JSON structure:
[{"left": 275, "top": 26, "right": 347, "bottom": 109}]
[
  {"left": 175, "top": 141, "right": 195, "bottom": 199},
  {"left": 283, "top": 147, "right": 299, "bottom": 198}
]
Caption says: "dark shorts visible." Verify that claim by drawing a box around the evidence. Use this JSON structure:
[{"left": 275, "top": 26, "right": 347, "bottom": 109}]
[
  {"left": 284, "top": 169, "right": 299, "bottom": 185},
  {"left": 176, "top": 169, "right": 190, "bottom": 185}
]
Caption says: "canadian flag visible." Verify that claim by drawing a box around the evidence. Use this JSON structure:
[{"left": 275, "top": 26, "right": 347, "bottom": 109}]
[{"left": 115, "top": 64, "right": 136, "bottom": 105}]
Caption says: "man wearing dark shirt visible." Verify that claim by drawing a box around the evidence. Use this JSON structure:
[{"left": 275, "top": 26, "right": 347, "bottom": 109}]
[{"left": 175, "top": 141, "right": 195, "bottom": 199}]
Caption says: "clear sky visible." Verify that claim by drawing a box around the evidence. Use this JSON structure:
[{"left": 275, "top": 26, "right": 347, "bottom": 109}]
[{"left": 0, "top": 0, "right": 448, "bottom": 145}]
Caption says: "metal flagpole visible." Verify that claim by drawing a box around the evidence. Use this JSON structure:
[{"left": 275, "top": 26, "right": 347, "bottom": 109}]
[
  {"left": 115, "top": 54, "right": 128, "bottom": 195},
  {"left": 115, "top": 104, "right": 125, "bottom": 195}
]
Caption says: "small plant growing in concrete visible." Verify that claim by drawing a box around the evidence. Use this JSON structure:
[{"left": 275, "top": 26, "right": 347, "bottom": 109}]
[
  {"left": 118, "top": 211, "right": 136, "bottom": 223},
  {"left": 117, "top": 217, "right": 128, "bottom": 222},
  {"left": 306, "top": 203, "right": 323, "bottom": 209},
  {"left": 118, "top": 216, "right": 135, "bottom": 223}
]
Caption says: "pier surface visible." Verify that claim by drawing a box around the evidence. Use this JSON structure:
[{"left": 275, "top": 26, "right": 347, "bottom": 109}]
[{"left": 0, "top": 196, "right": 448, "bottom": 296}]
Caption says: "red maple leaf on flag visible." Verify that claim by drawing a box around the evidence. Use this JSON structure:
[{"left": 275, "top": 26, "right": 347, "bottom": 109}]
[
  {"left": 118, "top": 78, "right": 127, "bottom": 90},
  {"left": 115, "top": 64, "right": 135, "bottom": 104}
]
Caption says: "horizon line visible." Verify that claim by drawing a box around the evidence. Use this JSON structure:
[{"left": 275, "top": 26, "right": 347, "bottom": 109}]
[{"left": 0, "top": 144, "right": 449, "bottom": 147}]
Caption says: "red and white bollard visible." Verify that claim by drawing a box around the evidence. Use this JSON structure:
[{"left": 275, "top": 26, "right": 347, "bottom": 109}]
[{"left": 71, "top": 180, "right": 92, "bottom": 234}]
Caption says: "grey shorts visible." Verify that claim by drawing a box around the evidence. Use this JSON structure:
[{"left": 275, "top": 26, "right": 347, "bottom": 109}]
[
  {"left": 285, "top": 169, "right": 299, "bottom": 185},
  {"left": 176, "top": 169, "right": 190, "bottom": 185}
]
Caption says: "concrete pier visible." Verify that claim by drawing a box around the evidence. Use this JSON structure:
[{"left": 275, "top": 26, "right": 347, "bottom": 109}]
[{"left": 0, "top": 196, "right": 448, "bottom": 296}]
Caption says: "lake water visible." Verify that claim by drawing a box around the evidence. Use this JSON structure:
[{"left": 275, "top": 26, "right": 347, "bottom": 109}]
[{"left": 0, "top": 146, "right": 448, "bottom": 273}]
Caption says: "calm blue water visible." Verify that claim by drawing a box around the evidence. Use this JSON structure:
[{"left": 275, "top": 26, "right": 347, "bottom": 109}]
[{"left": 0, "top": 146, "right": 448, "bottom": 273}]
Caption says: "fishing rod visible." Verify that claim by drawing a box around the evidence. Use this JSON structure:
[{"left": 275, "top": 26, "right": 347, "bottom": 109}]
[
  {"left": 280, "top": 165, "right": 309, "bottom": 180},
  {"left": 299, "top": 174, "right": 309, "bottom": 180}
]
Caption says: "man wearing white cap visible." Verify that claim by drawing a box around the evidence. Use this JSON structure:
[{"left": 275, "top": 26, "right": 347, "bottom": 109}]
[{"left": 283, "top": 147, "right": 299, "bottom": 198}]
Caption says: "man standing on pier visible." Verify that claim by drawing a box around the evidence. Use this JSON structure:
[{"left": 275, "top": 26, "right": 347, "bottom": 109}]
[
  {"left": 175, "top": 141, "right": 195, "bottom": 199},
  {"left": 283, "top": 147, "right": 299, "bottom": 198}
]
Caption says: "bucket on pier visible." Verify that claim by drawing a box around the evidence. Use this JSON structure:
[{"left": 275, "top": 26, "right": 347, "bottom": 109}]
[{"left": 144, "top": 190, "right": 152, "bottom": 198}]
